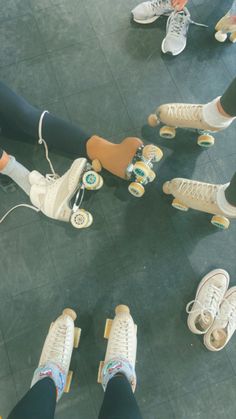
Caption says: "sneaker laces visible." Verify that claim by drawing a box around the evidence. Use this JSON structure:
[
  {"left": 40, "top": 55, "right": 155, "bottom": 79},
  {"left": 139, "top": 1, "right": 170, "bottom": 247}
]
[
  {"left": 167, "top": 8, "right": 207, "bottom": 37},
  {"left": 217, "top": 298, "right": 236, "bottom": 326},
  {"left": 108, "top": 319, "right": 135, "bottom": 362},
  {"left": 167, "top": 104, "right": 203, "bottom": 122},
  {"left": 186, "top": 284, "right": 224, "bottom": 325},
  {"left": 177, "top": 180, "right": 219, "bottom": 204},
  {"left": 150, "top": 0, "right": 172, "bottom": 13},
  {"left": 43, "top": 323, "right": 72, "bottom": 371}
]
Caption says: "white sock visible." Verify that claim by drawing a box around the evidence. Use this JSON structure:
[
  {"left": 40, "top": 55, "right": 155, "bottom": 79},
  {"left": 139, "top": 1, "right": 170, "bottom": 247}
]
[
  {"left": 202, "top": 97, "right": 235, "bottom": 129},
  {"left": 0, "top": 155, "right": 31, "bottom": 195},
  {"left": 217, "top": 184, "right": 236, "bottom": 217}
]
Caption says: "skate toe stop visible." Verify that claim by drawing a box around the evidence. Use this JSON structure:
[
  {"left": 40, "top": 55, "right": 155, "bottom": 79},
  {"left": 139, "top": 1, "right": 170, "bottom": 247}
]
[
  {"left": 63, "top": 308, "right": 77, "bottom": 321},
  {"left": 162, "top": 181, "right": 170, "bottom": 194},
  {"left": 148, "top": 114, "right": 159, "bottom": 127},
  {"left": 115, "top": 305, "right": 130, "bottom": 314}
]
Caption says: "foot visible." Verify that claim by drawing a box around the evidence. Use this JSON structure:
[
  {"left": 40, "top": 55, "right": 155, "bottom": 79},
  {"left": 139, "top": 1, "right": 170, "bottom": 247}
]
[
  {"left": 31, "top": 309, "right": 81, "bottom": 400},
  {"left": 98, "top": 305, "right": 137, "bottom": 392},
  {"left": 204, "top": 287, "right": 236, "bottom": 351},
  {"left": 215, "top": 1, "right": 236, "bottom": 42},
  {"left": 186, "top": 269, "right": 229, "bottom": 335},
  {"left": 131, "top": 0, "right": 174, "bottom": 24}
]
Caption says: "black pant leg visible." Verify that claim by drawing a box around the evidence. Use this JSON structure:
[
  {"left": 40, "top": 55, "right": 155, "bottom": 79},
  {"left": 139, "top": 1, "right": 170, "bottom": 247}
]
[
  {"left": 220, "top": 77, "right": 236, "bottom": 117},
  {"left": 225, "top": 171, "right": 236, "bottom": 206}
]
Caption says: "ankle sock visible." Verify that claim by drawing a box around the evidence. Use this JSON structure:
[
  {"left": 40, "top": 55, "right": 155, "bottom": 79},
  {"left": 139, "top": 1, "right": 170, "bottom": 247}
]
[
  {"left": 101, "top": 358, "right": 136, "bottom": 392},
  {"left": 202, "top": 97, "right": 235, "bottom": 129},
  {"left": 0, "top": 155, "right": 31, "bottom": 195},
  {"left": 31, "top": 362, "right": 66, "bottom": 401},
  {"left": 217, "top": 184, "right": 236, "bottom": 216}
]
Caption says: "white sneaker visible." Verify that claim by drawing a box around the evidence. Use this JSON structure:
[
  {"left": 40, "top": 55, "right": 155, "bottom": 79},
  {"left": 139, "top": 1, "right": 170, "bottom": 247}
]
[
  {"left": 162, "top": 8, "right": 207, "bottom": 55},
  {"left": 204, "top": 287, "right": 236, "bottom": 351},
  {"left": 186, "top": 269, "right": 229, "bottom": 335},
  {"left": 98, "top": 305, "right": 137, "bottom": 392},
  {"left": 131, "top": 0, "right": 174, "bottom": 24},
  {"left": 31, "top": 309, "right": 81, "bottom": 400}
]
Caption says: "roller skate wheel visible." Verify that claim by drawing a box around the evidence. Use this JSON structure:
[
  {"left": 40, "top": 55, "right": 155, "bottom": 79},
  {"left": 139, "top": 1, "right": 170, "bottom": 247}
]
[
  {"left": 172, "top": 198, "right": 189, "bottom": 211},
  {"left": 115, "top": 304, "right": 130, "bottom": 314},
  {"left": 74, "top": 327, "right": 82, "bottom": 348},
  {"left": 133, "top": 161, "right": 150, "bottom": 179},
  {"left": 104, "top": 319, "right": 113, "bottom": 339},
  {"left": 71, "top": 209, "right": 93, "bottom": 229},
  {"left": 63, "top": 308, "right": 77, "bottom": 321},
  {"left": 229, "top": 32, "right": 236, "bottom": 43},
  {"left": 83, "top": 171, "right": 103, "bottom": 190},
  {"left": 211, "top": 215, "right": 230, "bottom": 230},
  {"left": 142, "top": 144, "right": 163, "bottom": 162},
  {"left": 197, "top": 134, "right": 215, "bottom": 148},
  {"left": 64, "top": 370, "right": 73, "bottom": 393},
  {"left": 148, "top": 169, "right": 156, "bottom": 182},
  {"left": 160, "top": 126, "right": 176, "bottom": 139},
  {"left": 148, "top": 113, "right": 159, "bottom": 127},
  {"left": 128, "top": 182, "right": 145, "bottom": 198},
  {"left": 92, "top": 159, "right": 102, "bottom": 172},
  {"left": 215, "top": 31, "right": 227, "bottom": 42}
]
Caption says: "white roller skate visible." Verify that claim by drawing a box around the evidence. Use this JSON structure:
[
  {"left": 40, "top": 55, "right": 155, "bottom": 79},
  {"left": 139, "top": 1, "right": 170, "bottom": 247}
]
[
  {"left": 131, "top": 0, "right": 174, "bottom": 24},
  {"left": 125, "top": 144, "right": 163, "bottom": 197},
  {"left": 31, "top": 308, "right": 81, "bottom": 400},
  {"left": 29, "top": 158, "right": 103, "bottom": 229},
  {"left": 163, "top": 178, "right": 236, "bottom": 229},
  {"left": 98, "top": 305, "right": 137, "bottom": 392},
  {"left": 215, "top": 1, "right": 236, "bottom": 43},
  {"left": 148, "top": 103, "right": 221, "bottom": 148}
]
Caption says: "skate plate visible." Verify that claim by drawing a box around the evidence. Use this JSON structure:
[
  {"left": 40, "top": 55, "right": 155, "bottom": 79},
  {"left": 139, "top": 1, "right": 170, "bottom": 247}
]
[
  {"left": 104, "top": 319, "right": 113, "bottom": 339},
  {"left": 97, "top": 361, "right": 104, "bottom": 384},
  {"left": 64, "top": 370, "right": 73, "bottom": 393}
]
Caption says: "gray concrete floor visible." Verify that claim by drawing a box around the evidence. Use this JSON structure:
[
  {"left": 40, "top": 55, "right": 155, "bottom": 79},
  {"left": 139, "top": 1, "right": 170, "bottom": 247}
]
[{"left": 0, "top": 0, "right": 236, "bottom": 418}]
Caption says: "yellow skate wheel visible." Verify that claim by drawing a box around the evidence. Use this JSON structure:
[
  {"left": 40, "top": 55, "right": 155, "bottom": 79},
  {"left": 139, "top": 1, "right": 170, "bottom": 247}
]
[
  {"left": 74, "top": 327, "right": 82, "bottom": 348},
  {"left": 63, "top": 308, "right": 77, "bottom": 321},
  {"left": 148, "top": 113, "right": 160, "bottom": 127},
  {"left": 197, "top": 134, "right": 215, "bottom": 148},
  {"left": 160, "top": 126, "right": 176, "bottom": 139},
  {"left": 64, "top": 371, "right": 73, "bottom": 393},
  {"left": 211, "top": 215, "right": 230, "bottom": 230},
  {"left": 215, "top": 31, "right": 227, "bottom": 42},
  {"left": 92, "top": 159, "right": 102, "bottom": 172},
  {"left": 172, "top": 198, "right": 189, "bottom": 211},
  {"left": 142, "top": 144, "right": 163, "bottom": 162},
  {"left": 83, "top": 171, "right": 103, "bottom": 190},
  {"left": 229, "top": 32, "right": 236, "bottom": 43},
  {"left": 133, "top": 161, "right": 150, "bottom": 179},
  {"left": 148, "top": 169, "right": 156, "bottom": 182},
  {"left": 128, "top": 182, "right": 145, "bottom": 198},
  {"left": 104, "top": 319, "right": 113, "bottom": 339},
  {"left": 71, "top": 209, "right": 93, "bottom": 229}
]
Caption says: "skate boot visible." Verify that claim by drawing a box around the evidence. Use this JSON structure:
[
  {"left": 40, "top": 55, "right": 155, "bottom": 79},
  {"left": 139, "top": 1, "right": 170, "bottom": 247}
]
[
  {"left": 29, "top": 158, "right": 103, "bottom": 228},
  {"left": 131, "top": 0, "right": 174, "bottom": 24},
  {"left": 215, "top": 0, "right": 236, "bottom": 43},
  {"left": 204, "top": 287, "right": 236, "bottom": 351},
  {"left": 186, "top": 269, "right": 229, "bottom": 335},
  {"left": 148, "top": 103, "right": 221, "bottom": 147},
  {"left": 98, "top": 305, "right": 137, "bottom": 392},
  {"left": 31, "top": 308, "right": 81, "bottom": 400},
  {"left": 161, "top": 8, "right": 207, "bottom": 56},
  {"left": 163, "top": 177, "right": 236, "bottom": 229},
  {"left": 87, "top": 136, "right": 163, "bottom": 198}
]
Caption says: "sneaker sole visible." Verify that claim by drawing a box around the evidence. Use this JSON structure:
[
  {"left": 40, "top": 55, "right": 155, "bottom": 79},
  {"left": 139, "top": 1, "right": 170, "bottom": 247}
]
[{"left": 133, "top": 12, "right": 171, "bottom": 24}]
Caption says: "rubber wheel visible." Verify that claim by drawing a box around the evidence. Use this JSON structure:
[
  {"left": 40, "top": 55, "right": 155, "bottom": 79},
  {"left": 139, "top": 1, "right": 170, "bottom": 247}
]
[
  {"left": 160, "top": 126, "right": 176, "bottom": 139},
  {"left": 133, "top": 161, "right": 150, "bottom": 179},
  {"left": 148, "top": 113, "right": 159, "bottom": 127},
  {"left": 197, "top": 134, "right": 215, "bottom": 148},
  {"left": 128, "top": 182, "right": 145, "bottom": 198},
  {"left": 63, "top": 308, "right": 77, "bottom": 321},
  {"left": 148, "top": 169, "right": 156, "bottom": 182},
  {"left": 172, "top": 198, "right": 189, "bottom": 211},
  {"left": 71, "top": 209, "right": 93, "bottom": 228},
  {"left": 211, "top": 215, "right": 230, "bottom": 230},
  {"left": 229, "top": 32, "right": 236, "bottom": 43},
  {"left": 83, "top": 171, "right": 103, "bottom": 190},
  {"left": 215, "top": 31, "right": 227, "bottom": 42},
  {"left": 142, "top": 144, "right": 163, "bottom": 162}
]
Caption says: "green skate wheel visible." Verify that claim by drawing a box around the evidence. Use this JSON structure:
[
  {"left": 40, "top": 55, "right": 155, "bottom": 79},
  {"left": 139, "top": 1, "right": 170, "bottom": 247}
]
[
  {"left": 71, "top": 209, "right": 93, "bottom": 229},
  {"left": 133, "top": 161, "right": 150, "bottom": 179},
  {"left": 128, "top": 182, "right": 145, "bottom": 198},
  {"left": 172, "top": 198, "right": 188, "bottom": 211},
  {"left": 211, "top": 215, "right": 230, "bottom": 230},
  {"left": 83, "top": 171, "right": 103, "bottom": 190},
  {"left": 197, "top": 134, "right": 215, "bottom": 148},
  {"left": 160, "top": 126, "right": 176, "bottom": 139}
]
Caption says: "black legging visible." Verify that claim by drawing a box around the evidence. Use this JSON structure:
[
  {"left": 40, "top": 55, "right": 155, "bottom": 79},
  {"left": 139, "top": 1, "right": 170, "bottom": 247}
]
[
  {"left": 7, "top": 375, "right": 142, "bottom": 419},
  {"left": 220, "top": 77, "right": 236, "bottom": 117}
]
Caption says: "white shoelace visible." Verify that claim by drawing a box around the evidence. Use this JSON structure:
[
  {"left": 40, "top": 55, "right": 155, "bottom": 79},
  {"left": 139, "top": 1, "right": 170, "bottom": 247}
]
[
  {"left": 151, "top": 0, "right": 172, "bottom": 13},
  {"left": 167, "top": 8, "right": 207, "bottom": 37},
  {"left": 167, "top": 104, "right": 203, "bottom": 122},
  {"left": 176, "top": 180, "right": 218, "bottom": 204},
  {"left": 217, "top": 298, "right": 236, "bottom": 326},
  {"left": 108, "top": 319, "right": 135, "bottom": 362},
  {"left": 44, "top": 324, "right": 72, "bottom": 371},
  {"left": 186, "top": 284, "right": 224, "bottom": 325}
]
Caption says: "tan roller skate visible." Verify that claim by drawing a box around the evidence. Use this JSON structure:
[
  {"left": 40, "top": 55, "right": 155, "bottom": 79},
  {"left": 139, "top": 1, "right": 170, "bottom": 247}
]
[
  {"left": 148, "top": 103, "right": 219, "bottom": 148},
  {"left": 98, "top": 305, "right": 137, "bottom": 392},
  {"left": 31, "top": 308, "right": 81, "bottom": 400},
  {"left": 163, "top": 178, "right": 236, "bottom": 229},
  {"left": 215, "top": 1, "right": 236, "bottom": 43}
]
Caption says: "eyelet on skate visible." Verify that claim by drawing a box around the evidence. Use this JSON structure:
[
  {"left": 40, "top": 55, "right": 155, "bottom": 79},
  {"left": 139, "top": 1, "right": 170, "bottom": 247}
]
[
  {"left": 142, "top": 144, "right": 163, "bottom": 162},
  {"left": 229, "top": 32, "right": 236, "bottom": 43},
  {"left": 215, "top": 30, "right": 228, "bottom": 42},
  {"left": 70, "top": 209, "right": 93, "bottom": 229},
  {"left": 82, "top": 170, "right": 103, "bottom": 190},
  {"left": 128, "top": 182, "right": 145, "bottom": 197},
  {"left": 159, "top": 125, "right": 176, "bottom": 139},
  {"left": 197, "top": 134, "right": 215, "bottom": 148},
  {"left": 211, "top": 215, "right": 230, "bottom": 230},
  {"left": 148, "top": 113, "right": 160, "bottom": 127},
  {"left": 172, "top": 198, "right": 189, "bottom": 211}
]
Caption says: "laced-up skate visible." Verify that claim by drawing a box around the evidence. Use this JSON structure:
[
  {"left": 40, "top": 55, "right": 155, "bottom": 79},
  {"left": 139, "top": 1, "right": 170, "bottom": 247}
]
[
  {"left": 98, "top": 305, "right": 137, "bottom": 392},
  {"left": 204, "top": 287, "right": 236, "bottom": 351},
  {"left": 186, "top": 269, "right": 229, "bottom": 335},
  {"left": 215, "top": 0, "right": 236, "bottom": 43},
  {"left": 163, "top": 178, "right": 236, "bottom": 229},
  {"left": 131, "top": 0, "right": 174, "bottom": 24},
  {"left": 31, "top": 309, "right": 81, "bottom": 400}
]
